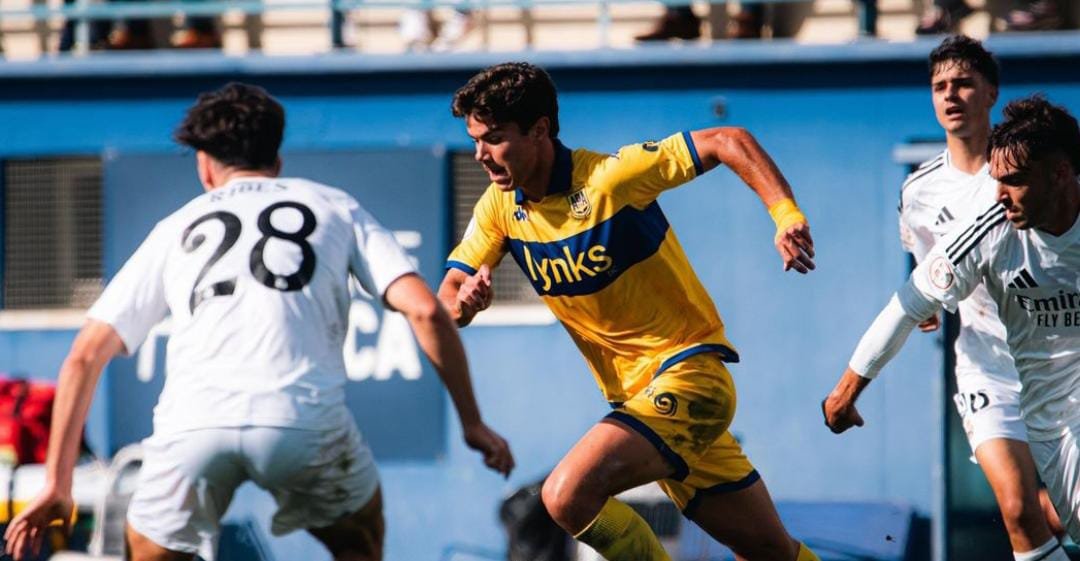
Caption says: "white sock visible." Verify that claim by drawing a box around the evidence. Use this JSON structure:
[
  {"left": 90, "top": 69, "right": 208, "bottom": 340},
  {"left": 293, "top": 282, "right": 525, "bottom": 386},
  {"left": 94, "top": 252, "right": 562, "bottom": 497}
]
[{"left": 1014, "top": 537, "right": 1068, "bottom": 561}]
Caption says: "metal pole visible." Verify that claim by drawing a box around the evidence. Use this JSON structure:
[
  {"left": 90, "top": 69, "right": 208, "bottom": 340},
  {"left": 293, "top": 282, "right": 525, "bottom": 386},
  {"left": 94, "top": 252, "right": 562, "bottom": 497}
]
[
  {"left": 857, "top": 0, "right": 877, "bottom": 37},
  {"left": 597, "top": 0, "right": 609, "bottom": 48},
  {"left": 75, "top": 0, "right": 90, "bottom": 54},
  {"left": 330, "top": 0, "right": 345, "bottom": 48}
]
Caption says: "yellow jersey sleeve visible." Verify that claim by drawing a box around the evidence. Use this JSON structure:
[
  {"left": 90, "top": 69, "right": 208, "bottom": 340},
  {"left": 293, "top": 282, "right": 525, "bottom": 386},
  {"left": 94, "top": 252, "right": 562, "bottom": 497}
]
[
  {"left": 447, "top": 185, "right": 508, "bottom": 274},
  {"left": 600, "top": 131, "right": 704, "bottom": 207}
]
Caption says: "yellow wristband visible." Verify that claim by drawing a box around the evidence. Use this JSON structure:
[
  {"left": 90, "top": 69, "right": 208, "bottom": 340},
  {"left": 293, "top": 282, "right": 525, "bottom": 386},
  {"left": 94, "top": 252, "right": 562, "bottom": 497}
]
[{"left": 767, "top": 198, "right": 807, "bottom": 240}]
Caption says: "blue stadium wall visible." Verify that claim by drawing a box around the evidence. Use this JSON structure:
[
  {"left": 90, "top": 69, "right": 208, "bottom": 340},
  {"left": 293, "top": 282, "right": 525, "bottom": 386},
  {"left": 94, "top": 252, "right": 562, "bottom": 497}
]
[{"left": 2, "top": 35, "right": 1080, "bottom": 561}]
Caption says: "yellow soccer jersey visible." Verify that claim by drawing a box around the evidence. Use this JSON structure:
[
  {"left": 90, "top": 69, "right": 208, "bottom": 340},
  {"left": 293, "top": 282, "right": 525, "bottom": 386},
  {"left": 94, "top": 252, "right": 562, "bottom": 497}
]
[{"left": 448, "top": 132, "right": 738, "bottom": 404}]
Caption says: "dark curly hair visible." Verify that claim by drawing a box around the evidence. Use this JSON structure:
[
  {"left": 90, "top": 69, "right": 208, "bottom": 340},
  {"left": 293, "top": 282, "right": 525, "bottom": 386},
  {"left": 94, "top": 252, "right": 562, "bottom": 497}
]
[
  {"left": 175, "top": 82, "right": 285, "bottom": 170},
  {"left": 929, "top": 35, "right": 999, "bottom": 87},
  {"left": 989, "top": 94, "right": 1080, "bottom": 173},
  {"left": 451, "top": 62, "right": 560, "bottom": 138}
]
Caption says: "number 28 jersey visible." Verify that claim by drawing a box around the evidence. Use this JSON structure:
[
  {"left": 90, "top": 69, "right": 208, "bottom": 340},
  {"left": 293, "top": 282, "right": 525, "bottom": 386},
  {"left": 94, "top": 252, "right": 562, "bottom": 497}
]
[{"left": 88, "top": 177, "right": 415, "bottom": 435}]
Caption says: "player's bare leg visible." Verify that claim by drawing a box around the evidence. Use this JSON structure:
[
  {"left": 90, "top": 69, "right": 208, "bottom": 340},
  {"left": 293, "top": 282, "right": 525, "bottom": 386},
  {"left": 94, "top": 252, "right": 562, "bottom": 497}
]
[
  {"left": 542, "top": 419, "right": 676, "bottom": 560},
  {"left": 125, "top": 525, "right": 194, "bottom": 561},
  {"left": 1040, "top": 488, "right": 1065, "bottom": 536},
  {"left": 685, "top": 479, "right": 809, "bottom": 561},
  {"left": 975, "top": 438, "right": 1059, "bottom": 554},
  {"left": 308, "top": 487, "right": 385, "bottom": 561},
  {"left": 543, "top": 418, "right": 816, "bottom": 561}
]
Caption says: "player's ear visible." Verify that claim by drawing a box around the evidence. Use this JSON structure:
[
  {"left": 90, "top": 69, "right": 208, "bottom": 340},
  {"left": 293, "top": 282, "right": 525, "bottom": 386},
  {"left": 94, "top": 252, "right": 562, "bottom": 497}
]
[
  {"left": 529, "top": 117, "right": 550, "bottom": 142},
  {"left": 196, "top": 151, "right": 214, "bottom": 192},
  {"left": 1052, "top": 155, "right": 1073, "bottom": 188}
]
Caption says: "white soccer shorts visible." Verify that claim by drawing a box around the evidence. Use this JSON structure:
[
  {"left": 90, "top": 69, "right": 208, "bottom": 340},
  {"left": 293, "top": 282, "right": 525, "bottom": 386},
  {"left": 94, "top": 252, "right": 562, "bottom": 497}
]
[
  {"left": 126, "top": 419, "right": 379, "bottom": 560},
  {"left": 1030, "top": 427, "right": 1080, "bottom": 541},
  {"left": 953, "top": 373, "right": 1028, "bottom": 453}
]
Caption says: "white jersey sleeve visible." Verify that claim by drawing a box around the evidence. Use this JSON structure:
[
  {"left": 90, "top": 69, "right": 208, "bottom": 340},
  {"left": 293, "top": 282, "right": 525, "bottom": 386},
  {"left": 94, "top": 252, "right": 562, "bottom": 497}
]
[
  {"left": 899, "top": 193, "right": 937, "bottom": 262},
  {"left": 345, "top": 199, "right": 416, "bottom": 301},
  {"left": 87, "top": 222, "right": 171, "bottom": 354},
  {"left": 898, "top": 152, "right": 946, "bottom": 262},
  {"left": 906, "top": 202, "right": 1008, "bottom": 314}
]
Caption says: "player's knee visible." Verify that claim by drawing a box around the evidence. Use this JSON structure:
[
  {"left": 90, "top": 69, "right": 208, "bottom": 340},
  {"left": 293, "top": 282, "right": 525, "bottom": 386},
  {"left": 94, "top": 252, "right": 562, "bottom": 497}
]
[
  {"left": 998, "top": 493, "right": 1044, "bottom": 534},
  {"left": 541, "top": 470, "right": 600, "bottom": 531},
  {"left": 541, "top": 473, "right": 575, "bottom": 526}
]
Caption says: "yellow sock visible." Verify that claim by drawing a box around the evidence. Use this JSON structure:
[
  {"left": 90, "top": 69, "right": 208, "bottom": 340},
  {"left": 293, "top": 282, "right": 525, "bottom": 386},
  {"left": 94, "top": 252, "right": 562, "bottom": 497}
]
[
  {"left": 573, "top": 498, "right": 671, "bottom": 561},
  {"left": 797, "top": 541, "right": 821, "bottom": 561}
]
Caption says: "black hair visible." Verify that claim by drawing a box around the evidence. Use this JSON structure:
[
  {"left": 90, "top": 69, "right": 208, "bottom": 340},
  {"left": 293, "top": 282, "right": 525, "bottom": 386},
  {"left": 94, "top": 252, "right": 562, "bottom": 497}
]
[
  {"left": 929, "top": 35, "right": 1000, "bottom": 87},
  {"left": 451, "top": 62, "right": 560, "bottom": 138},
  {"left": 988, "top": 94, "right": 1080, "bottom": 174},
  {"left": 175, "top": 82, "right": 285, "bottom": 170}
]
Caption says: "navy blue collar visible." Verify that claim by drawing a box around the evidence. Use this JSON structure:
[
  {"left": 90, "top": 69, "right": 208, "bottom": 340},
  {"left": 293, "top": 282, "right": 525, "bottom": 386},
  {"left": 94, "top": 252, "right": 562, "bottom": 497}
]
[{"left": 515, "top": 139, "right": 572, "bottom": 205}]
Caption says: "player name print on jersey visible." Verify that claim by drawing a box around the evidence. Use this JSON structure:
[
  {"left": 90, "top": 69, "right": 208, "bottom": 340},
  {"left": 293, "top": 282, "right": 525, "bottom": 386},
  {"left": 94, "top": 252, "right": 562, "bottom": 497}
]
[{"left": 136, "top": 230, "right": 427, "bottom": 384}]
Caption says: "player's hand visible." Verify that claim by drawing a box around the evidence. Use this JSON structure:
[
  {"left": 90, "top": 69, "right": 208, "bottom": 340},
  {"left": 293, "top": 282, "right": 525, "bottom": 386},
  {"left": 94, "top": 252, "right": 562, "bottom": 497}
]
[
  {"left": 822, "top": 392, "right": 864, "bottom": 434},
  {"left": 463, "top": 421, "right": 515, "bottom": 478},
  {"left": 775, "top": 222, "right": 815, "bottom": 274},
  {"left": 4, "top": 486, "right": 74, "bottom": 561},
  {"left": 918, "top": 314, "right": 940, "bottom": 333},
  {"left": 457, "top": 265, "right": 494, "bottom": 319}
]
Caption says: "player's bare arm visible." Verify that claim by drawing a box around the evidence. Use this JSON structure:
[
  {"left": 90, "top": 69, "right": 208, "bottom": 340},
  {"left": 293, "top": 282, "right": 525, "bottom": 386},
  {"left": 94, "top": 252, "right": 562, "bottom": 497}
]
[
  {"left": 386, "top": 273, "right": 513, "bottom": 476},
  {"left": 822, "top": 368, "right": 870, "bottom": 434},
  {"left": 917, "top": 312, "right": 941, "bottom": 332},
  {"left": 689, "top": 127, "right": 815, "bottom": 274},
  {"left": 822, "top": 283, "right": 942, "bottom": 435},
  {"left": 437, "top": 265, "right": 493, "bottom": 328},
  {"left": 5, "top": 320, "right": 125, "bottom": 560}
]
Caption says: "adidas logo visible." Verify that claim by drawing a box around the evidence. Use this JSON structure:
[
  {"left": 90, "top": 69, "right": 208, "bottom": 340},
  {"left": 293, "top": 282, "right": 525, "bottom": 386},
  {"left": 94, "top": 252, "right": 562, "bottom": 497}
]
[
  {"left": 1008, "top": 269, "right": 1039, "bottom": 290},
  {"left": 934, "top": 207, "right": 955, "bottom": 226}
]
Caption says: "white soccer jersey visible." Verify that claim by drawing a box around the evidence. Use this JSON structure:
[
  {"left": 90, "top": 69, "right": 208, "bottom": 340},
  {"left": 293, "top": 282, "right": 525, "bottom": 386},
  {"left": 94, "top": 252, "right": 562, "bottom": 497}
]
[
  {"left": 903, "top": 202, "right": 1080, "bottom": 440},
  {"left": 899, "top": 150, "right": 1019, "bottom": 390},
  {"left": 88, "top": 177, "right": 416, "bottom": 435}
]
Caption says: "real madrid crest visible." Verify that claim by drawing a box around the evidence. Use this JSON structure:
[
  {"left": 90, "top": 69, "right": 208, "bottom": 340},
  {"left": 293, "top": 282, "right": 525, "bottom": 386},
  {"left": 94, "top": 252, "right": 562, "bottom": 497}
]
[
  {"left": 567, "top": 189, "right": 591, "bottom": 219},
  {"left": 929, "top": 256, "right": 955, "bottom": 290}
]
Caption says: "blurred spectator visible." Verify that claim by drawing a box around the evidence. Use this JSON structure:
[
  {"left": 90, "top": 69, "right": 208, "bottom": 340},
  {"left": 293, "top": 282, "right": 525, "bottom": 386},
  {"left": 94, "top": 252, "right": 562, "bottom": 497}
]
[
  {"left": 635, "top": 3, "right": 810, "bottom": 42},
  {"left": 1004, "top": 0, "right": 1066, "bottom": 31},
  {"left": 55, "top": 2, "right": 221, "bottom": 51},
  {"left": 58, "top": 8, "right": 113, "bottom": 51},
  {"left": 105, "top": 18, "right": 155, "bottom": 49},
  {"left": 915, "top": 0, "right": 974, "bottom": 34},
  {"left": 728, "top": 4, "right": 762, "bottom": 39},
  {"left": 400, "top": 8, "right": 475, "bottom": 51},
  {"left": 918, "top": 0, "right": 1069, "bottom": 34},
  {"left": 92, "top": 0, "right": 168, "bottom": 50},
  {"left": 634, "top": 6, "right": 700, "bottom": 41},
  {"left": 173, "top": 17, "right": 222, "bottom": 48}
]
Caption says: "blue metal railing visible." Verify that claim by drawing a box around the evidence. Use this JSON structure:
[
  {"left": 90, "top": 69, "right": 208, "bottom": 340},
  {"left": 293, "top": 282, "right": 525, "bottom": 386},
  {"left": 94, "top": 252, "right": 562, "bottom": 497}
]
[
  {"left": 0, "top": 0, "right": 873, "bottom": 55},
  {"left": 0, "top": 0, "right": 819, "bottom": 22}
]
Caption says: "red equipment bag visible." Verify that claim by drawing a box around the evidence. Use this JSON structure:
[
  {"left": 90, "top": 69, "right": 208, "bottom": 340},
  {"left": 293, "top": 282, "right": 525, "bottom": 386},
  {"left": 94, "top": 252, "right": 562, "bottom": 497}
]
[{"left": 0, "top": 377, "right": 56, "bottom": 465}]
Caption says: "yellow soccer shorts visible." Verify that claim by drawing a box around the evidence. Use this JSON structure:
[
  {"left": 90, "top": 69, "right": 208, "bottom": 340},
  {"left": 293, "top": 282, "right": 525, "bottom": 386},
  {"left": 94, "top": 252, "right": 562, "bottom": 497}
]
[{"left": 605, "top": 352, "right": 759, "bottom": 516}]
